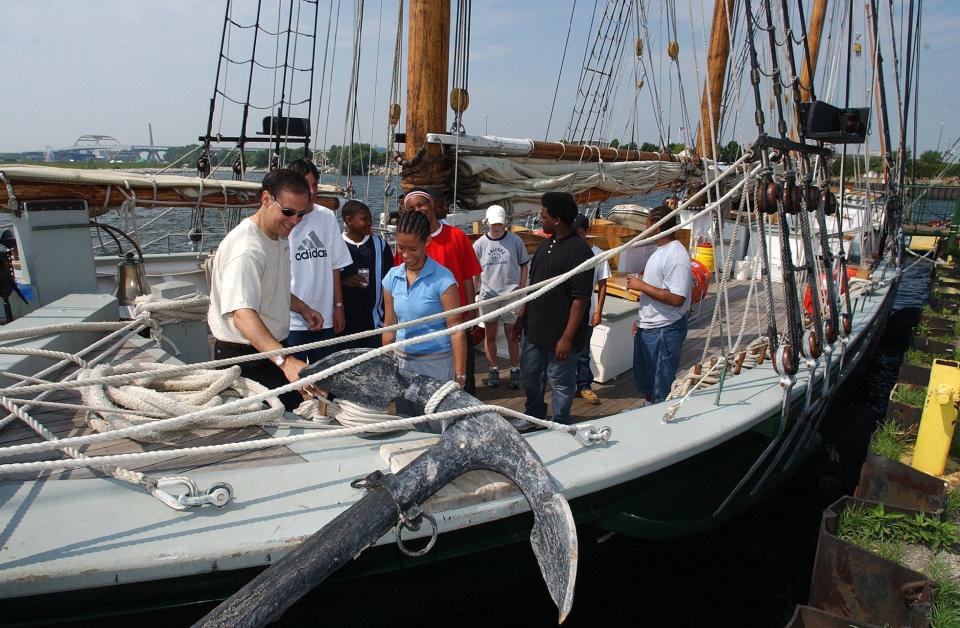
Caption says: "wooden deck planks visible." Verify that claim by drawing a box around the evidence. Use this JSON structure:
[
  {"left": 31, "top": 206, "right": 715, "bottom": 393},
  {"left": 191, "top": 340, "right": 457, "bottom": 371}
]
[{"left": 472, "top": 277, "right": 789, "bottom": 421}]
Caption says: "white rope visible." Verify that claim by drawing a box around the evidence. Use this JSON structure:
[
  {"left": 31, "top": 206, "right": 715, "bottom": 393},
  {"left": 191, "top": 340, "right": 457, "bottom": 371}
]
[
  {"left": 0, "top": 347, "right": 88, "bottom": 368},
  {"left": 0, "top": 402, "right": 611, "bottom": 476},
  {"left": 0, "top": 158, "right": 759, "bottom": 468},
  {"left": 78, "top": 363, "right": 284, "bottom": 442},
  {"left": 0, "top": 318, "right": 148, "bottom": 431}
]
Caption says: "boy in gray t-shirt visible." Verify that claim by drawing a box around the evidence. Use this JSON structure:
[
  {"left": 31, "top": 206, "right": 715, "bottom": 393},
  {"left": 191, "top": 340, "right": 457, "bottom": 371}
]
[{"left": 473, "top": 205, "right": 530, "bottom": 388}]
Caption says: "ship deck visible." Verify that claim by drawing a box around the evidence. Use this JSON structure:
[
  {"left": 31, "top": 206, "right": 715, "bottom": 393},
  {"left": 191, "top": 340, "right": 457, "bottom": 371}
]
[
  {"left": 0, "top": 277, "right": 788, "bottom": 481},
  {"left": 473, "top": 277, "right": 789, "bottom": 420}
]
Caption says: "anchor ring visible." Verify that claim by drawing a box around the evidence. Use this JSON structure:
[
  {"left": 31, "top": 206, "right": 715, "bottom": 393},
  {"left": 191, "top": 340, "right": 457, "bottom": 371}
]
[{"left": 395, "top": 510, "right": 438, "bottom": 558}]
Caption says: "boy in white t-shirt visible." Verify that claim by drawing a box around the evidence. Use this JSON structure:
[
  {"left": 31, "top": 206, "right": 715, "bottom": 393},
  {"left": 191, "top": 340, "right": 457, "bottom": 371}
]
[
  {"left": 571, "top": 214, "right": 610, "bottom": 405},
  {"left": 287, "top": 159, "right": 353, "bottom": 363},
  {"left": 473, "top": 205, "right": 529, "bottom": 388}
]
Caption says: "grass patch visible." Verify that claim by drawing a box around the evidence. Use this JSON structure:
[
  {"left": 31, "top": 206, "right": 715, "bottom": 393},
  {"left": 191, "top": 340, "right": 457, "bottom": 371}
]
[
  {"left": 893, "top": 384, "right": 929, "bottom": 408},
  {"left": 918, "top": 320, "right": 932, "bottom": 338},
  {"left": 929, "top": 557, "right": 960, "bottom": 628},
  {"left": 837, "top": 503, "right": 960, "bottom": 554},
  {"left": 906, "top": 348, "right": 939, "bottom": 367},
  {"left": 869, "top": 420, "right": 911, "bottom": 461},
  {"left": 947, "top": 487, "right": 960, "bottom": 522}
]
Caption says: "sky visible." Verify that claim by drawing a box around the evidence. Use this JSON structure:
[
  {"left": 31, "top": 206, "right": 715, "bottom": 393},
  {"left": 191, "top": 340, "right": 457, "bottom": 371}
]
[{"left": 1, "top": 0, "right": 958, "bottom": 157}]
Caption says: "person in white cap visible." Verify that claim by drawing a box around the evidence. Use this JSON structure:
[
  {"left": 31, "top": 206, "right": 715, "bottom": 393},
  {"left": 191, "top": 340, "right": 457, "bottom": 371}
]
[{"left": 473, "top": 205, "right": 530, "bottom": 388}]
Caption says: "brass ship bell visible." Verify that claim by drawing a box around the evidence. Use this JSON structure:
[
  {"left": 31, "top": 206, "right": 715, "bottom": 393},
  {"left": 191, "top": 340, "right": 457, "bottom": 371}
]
[{"left": 114, "top": 251, "right": 148, "bottom": 307}]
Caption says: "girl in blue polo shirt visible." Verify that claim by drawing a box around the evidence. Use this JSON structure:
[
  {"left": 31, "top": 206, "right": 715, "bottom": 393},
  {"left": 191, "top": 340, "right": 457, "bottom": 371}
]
[{"left": 382, "top": 211, "right": 467, "bottom": 386}]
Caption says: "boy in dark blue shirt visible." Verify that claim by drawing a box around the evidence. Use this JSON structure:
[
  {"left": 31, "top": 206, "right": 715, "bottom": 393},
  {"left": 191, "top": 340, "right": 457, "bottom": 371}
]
[{"left": 339, "top": 200, "right": 392, "bottom": 349}]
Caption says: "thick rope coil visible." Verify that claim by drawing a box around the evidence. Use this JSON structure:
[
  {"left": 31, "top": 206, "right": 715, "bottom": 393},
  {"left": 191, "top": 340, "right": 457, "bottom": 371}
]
[{"left": 78, "top": 362, "right": 284, "bottom": 442}]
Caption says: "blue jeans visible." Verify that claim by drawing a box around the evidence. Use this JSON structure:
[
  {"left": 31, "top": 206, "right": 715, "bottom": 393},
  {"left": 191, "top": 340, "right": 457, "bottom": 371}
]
[
  {"left": 287, "top": 328, "right": 336, "bottom": 364},
  {"left": 576, "top": 325, "right": 595, "bottom": 391},
  {"left": 633, "top": 316, "right": 688, "bottom": 403},
  {"left": 519, "top": 338, "right": 577, "bottom": 424}
]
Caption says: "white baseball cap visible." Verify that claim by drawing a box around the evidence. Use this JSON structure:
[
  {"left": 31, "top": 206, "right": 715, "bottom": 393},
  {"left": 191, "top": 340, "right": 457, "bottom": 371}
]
[{"left": 485, "top": 205, "right": 507, "bottom": 225}]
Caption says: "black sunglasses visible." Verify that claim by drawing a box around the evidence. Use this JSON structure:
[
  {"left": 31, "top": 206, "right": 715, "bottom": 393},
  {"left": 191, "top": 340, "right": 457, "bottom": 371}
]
[{"left": 269, "top": 195, "right": 310, "bottom": 218}]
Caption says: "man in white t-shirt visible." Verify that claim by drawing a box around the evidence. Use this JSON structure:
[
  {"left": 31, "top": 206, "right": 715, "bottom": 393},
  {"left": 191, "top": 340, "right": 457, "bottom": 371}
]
[
  {"left": 208, "top": 168, "right": 324, "bottom": 411},
  {"left": 627, "top": 205, "right": 691, "bottom": 404},
  {"left": 571, "top": 214, "right": 610, "bottom": 405},
  {"left": 287, "top": 159, "right": 353, "bottom": 364}
]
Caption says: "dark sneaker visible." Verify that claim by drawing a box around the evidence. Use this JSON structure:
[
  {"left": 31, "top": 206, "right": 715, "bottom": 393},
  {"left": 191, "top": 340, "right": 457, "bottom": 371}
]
[
  {"left": 509, "top": 368, "right": 521, "bottom": 389},
  {"left": 486, "top": 368, "right": 500, "bottom": 388}
]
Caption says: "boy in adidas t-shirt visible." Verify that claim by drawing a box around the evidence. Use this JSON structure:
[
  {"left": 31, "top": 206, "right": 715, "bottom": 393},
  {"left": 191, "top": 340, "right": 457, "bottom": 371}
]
[
  {"left": 339, "top": 200, "right": 392, "bottom": 349},
  {"left": 287, "top": 160, "right": 353, "bottom": 363}
]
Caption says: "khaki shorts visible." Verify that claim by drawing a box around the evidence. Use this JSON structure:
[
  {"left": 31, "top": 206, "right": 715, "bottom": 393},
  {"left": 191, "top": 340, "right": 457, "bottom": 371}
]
[{"left": 478, "top": 297, "right": 520, "bottom": 325}]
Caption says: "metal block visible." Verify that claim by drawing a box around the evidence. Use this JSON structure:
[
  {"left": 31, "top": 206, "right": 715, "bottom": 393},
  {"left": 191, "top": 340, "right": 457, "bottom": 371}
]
[
  {"left": 855, "top": 454, "right": 946, "bottom": 515},
  {"left": 808, "top": 496, "right": 934, "bottom": 627}
]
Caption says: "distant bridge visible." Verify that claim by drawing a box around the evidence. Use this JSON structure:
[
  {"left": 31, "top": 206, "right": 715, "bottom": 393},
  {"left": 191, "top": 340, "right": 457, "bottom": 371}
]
[{"left": 46, "top": 135, "right": 170, "bottom": 163}]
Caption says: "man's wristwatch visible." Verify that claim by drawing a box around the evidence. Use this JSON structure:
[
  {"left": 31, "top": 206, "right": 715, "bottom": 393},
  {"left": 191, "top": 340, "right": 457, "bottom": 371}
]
[
  {"left": 455, "top": 374, "right": 467, "bottom": 382},
  {"left": 334, "top": 303, "right": 343, "bottom": 308},
  {"left": 272, "top": 355, "right": 286, "bottom": 368}
]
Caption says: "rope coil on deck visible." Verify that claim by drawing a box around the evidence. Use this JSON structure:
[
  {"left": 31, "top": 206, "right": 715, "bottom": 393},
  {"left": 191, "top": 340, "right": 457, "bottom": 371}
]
[{"left": 78, "top": 363, "right": 285, "bottom": 442}]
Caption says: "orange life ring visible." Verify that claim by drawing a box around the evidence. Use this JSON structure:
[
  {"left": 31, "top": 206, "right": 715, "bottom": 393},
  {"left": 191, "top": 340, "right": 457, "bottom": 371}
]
[{"left": 690, "top": 259, "right": 711, "bottom": 304}]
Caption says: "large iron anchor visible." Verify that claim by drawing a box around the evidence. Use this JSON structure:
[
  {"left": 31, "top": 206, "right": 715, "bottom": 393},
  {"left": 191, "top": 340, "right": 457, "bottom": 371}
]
[{"left": 196, "top": 350, "right": 578, "bottom": 626}]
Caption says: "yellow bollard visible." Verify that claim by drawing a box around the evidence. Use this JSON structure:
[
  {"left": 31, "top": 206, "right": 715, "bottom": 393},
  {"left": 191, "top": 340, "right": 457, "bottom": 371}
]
[{"left": 911, "top": 359, "right": 960, "bottom": 476}]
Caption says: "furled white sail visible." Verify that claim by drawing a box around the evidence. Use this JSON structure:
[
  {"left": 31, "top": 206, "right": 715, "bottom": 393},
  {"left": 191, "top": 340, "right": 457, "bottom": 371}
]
[{"left": 457, "top": 156, "right": 701, "bottom": 207}]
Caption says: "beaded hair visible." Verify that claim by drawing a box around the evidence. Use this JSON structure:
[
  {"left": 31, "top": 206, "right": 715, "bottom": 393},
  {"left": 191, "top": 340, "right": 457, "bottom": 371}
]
[{"left": 396, "top": 209, "right": 431, "bottom": 242}]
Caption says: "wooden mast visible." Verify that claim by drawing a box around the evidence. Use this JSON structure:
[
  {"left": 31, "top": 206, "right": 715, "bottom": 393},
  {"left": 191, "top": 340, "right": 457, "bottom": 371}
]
[
  {"left": 403, "top": 0, "right": 451, "bottom": 196},
  {"left": 694, "top": 0, "right": 736, "bottom": 159},
  {"left": 799, "top": 0, "right": 829, "bottom": 102}
]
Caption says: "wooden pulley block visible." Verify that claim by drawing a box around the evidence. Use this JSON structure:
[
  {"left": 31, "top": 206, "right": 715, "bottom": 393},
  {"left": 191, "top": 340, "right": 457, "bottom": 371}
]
[
  {"left": 667, "top": 40, "right": 679, "bottom": 60},
  {"left": 822, "top": 190, "right": 838, "bottom": 216},
  {"left": 755, "top": 179, "right": 780, "bottom": 215},
  {"left": 450, "top": 88, "right": 469, "bottom": 113},
  {"left": 773, "top": 344, "right": 797, "bottom": 376},
  {"left": 388, "top": 103, "right": 401, "bottom": 126},
  {"left": 805, "top": 330, "right": 822, "bottom": 360},
  {"left": 781, "top": 180, "right": 798, "bottom": 214},
  {"left": 804, "top": 185, "right": 819, "bottom": 212},
  {"left": 635, "top": 37, "right": 644, "bottom": 58},
  {"left": 841, "top": 312, "right": 852, "bottom": 335},
  {"left": 824, "top": 319, "right": 837, "bottom": 344}
]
